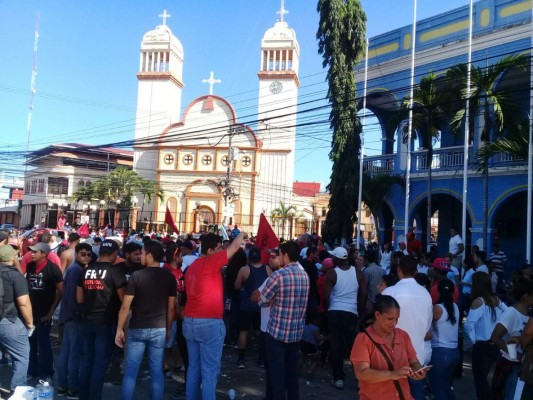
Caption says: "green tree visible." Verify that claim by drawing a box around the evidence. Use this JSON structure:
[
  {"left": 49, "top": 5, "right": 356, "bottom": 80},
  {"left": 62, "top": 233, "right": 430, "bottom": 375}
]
[
  {"left": 398, "top": 71, "right": 449, "bottom": 248},
  {"left": 271, "top": 202, "right": 297, "bottom": 239},
  {"left": 362, "top": 173, "right": 405, "bottom": 245},
  {"left": 447, "top": 54, "right": 528, "bottom": 248},
  {"left": 73, "top": 167, "right": 164, "bottom": 228},
  {"left": 317, "top": 0, "right": 366, "bottom": 243},
  {"left": 476, "top": 121, "right": 530, "bottom": 163}
]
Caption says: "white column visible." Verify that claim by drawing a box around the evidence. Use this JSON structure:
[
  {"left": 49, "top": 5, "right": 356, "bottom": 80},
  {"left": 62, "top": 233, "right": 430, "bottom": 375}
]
[
  {"left": 357, "top": 39, "right": 369, "bottom": 249},
  {"left": 151, "top": 52, "right": 155, "bottom": 72},
  {"left": 143, "top": 52, "right": 148, "bottom": 72},
  {"left": 156, "top": 52, "right": 161, "bottom": 72},
  {"left": 260, "top": 50, "right": 264, "bottom": 71},
  {"left": 273, "top": 50, "right": 277, "bottom": 71},
  {"left": 267, "top": 50, "right": 271, "bottom": 71},
  {"left": 139, "top": 52, "right": 144, "bottom": 72}
]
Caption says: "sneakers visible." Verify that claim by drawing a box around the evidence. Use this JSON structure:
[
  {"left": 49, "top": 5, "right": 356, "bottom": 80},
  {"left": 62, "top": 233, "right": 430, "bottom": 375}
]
[
  {"left": 331, "top": 379, "right": 344, "bottom": 390},
  {"left": 56, "top": 387, "right": 68, "bottom": 397},
  {"left": 66, "top": 390, "right": 79, "bottom": 399},
  {"left": 237, "top": 359, "right": 245, "bottom": 369}
]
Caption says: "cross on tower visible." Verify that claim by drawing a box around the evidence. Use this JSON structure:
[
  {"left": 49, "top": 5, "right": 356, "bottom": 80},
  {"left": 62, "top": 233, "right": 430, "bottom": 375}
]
[
  {"left": 276, "top": 0, "right": 289, "bottom": 22},
  {"left": 159, "top": 9, "right": 171, "bottom": 26},
  {"left": 164, "top": 154, "right": 174, "bottom": 164},
  {"left": 202, "top": 71, "right": 221, "bottom": 95}
]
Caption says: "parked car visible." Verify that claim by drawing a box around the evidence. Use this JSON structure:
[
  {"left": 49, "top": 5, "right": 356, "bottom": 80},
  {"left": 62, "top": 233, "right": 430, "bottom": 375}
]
[
  {"left": 0, "top": 224, "right": 17, "bottom": 231},
  {"left": 20, "top": 228, "right": 70, "bottom": 254}
]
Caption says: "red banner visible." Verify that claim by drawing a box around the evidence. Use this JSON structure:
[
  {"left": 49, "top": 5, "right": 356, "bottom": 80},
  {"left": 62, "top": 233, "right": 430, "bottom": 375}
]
[
  {"left": 256, "top": 213, "right": 279, "bottom": 264},
  {"left": 165, "top": 206, "right": 179, "bottom": 234},
  {"left": 77, "top": 222, "right": 89, "bottom": 238}
]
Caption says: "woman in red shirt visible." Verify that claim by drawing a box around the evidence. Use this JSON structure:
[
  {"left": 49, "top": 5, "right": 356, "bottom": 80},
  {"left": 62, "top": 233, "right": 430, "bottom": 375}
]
[{"left": 351, "top": 295, "right": 428, "bottom": 400}]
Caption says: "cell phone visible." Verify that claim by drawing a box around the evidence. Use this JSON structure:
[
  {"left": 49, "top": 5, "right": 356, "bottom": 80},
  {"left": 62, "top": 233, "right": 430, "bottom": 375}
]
[{"left": 414, "top": 365, "right": 432, "bottom": 373}]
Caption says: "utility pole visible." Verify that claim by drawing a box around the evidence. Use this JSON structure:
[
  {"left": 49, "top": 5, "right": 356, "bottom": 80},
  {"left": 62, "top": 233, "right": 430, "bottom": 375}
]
[
  {"left": 219, "top": 124, "right": 244, "bottom": 223},
  {"left": 25, "top": 13, "right": 40, "bottom": 172}
]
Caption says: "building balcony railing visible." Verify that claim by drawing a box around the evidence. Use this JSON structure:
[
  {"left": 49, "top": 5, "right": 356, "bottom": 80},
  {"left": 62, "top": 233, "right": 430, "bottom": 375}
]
[
  {"left": 363, "top": 146, "right": 526, "bottom": 176},
  {"left": 363, "top": 153, "right": 395, "bottom": 174}
]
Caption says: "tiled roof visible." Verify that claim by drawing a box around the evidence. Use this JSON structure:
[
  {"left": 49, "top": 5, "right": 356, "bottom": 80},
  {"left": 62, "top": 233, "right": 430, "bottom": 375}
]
[{"left": 293, "top": 182, "right": 321, "bottom": 197}]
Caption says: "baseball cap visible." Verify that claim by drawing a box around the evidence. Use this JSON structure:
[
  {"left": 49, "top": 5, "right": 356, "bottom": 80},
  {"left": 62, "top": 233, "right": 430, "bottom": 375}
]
[
  {"left": 0, "top": 245, "right": 16, "bottom": 262},
  {"left": 99, "top": 239, "right": 119, "bottom": 255},
  {"left": 8, "top": 238, "right": 19, "bottom": 249},
  {"left": 29, "top": 242, "right": 51, "bottom": 255},
  {"left": 433, "top": 257, "right": 451, "bottom": 272},
  {"left": 328, "top": 247, "right": 348, "bottom": 260},
  {"left": 0, "top": 230, "right": 9, "bottom": 242},
  {"left": 248, "top": 247, "right": 261, "bottom": 263},
  {"left": 299, "top": 247, "right": 308, "bottom": 259}
]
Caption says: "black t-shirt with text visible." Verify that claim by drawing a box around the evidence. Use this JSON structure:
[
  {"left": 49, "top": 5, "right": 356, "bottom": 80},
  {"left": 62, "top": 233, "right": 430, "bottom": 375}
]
[
  {"left": 26, "top": 260, "right": 63, "bottom": 320},
  {"left": 77, "top": 261, "right": 127, "bottom": 326},
  {"left": 0, "top": 264, "right": 29, "bottom": 323},
  {"left": 126, "top": 267, "right": 177, "bottom": 329}
]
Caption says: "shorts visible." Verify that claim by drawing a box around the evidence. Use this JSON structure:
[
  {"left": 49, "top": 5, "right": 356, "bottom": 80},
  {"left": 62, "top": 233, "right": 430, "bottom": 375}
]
[
  {"left": 300, "top": 341, "right": 319, "bottom": 355},
  {"left": 165, "top": 320, "right": 177, "bottom": 349},
  {"left": 238, "top": 310, "right": 260, "bottom": 331}
]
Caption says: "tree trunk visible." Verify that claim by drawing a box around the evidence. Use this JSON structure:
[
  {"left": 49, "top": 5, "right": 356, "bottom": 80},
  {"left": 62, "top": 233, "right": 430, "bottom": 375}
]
[
  {"left": 483, "top": 160, "right": 489, "bottom": 250},
  {"left": 427, "top": 145, "right": 433, "bottom": 250}
]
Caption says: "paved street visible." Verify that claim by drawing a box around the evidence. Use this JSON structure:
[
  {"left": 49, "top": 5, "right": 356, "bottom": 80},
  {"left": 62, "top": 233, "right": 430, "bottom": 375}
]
[{"left": 0, "top": 334, "right": 477, "bottom": 399}]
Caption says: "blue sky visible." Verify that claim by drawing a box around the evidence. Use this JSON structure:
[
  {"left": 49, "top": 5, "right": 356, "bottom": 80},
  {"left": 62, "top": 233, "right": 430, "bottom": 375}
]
[{"left": 0, "top": 0, "right": 469, "bottom": 192}]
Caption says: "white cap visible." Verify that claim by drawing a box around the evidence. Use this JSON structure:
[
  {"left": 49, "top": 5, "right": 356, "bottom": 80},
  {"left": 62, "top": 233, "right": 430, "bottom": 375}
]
[{"left": 328, "top": 247, "right": 348, "bottom": 260}]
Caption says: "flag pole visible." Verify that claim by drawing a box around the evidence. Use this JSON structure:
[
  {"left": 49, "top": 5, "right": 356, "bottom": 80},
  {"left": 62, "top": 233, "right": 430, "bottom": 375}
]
[
  {"left": 357, "top": 39, "right": 369, "bottom": 249},
  {"left": 462, "top": 0, "right": 474, "bottom": 252},
  {"left": 404, "top": 0, "right": 417, "bottom": 239},
  {"left": 527, "top": 0, "right": 533, "bottom": 263}
]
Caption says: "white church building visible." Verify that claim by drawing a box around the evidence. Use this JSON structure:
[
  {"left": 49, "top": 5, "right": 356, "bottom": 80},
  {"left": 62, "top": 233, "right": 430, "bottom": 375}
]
[{"left": 133, "top": 7, "right": 302, "bottom": 234}]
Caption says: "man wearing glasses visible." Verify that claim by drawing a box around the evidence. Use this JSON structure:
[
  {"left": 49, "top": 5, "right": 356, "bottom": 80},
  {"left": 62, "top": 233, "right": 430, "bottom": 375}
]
[{"left": 56, "top": 242, "right": 92, "bottom": 398}]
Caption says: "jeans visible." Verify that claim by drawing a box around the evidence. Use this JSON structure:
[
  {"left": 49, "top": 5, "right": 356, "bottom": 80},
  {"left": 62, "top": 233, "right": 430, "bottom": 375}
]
[
  {"left": 261, "top": 332, "right": 272, "bottom": 400},
  {"left": 28, "top": 319, "right": 53, "bottom": 379},
  {"left": 264, "top": 333, "right": 300, "bottom": 400},
  {"left": 409, "top": 377, "right": 425, "bottom": 400},
  {"left": 327, "top": 310, "right": 358, "bottom": 381},
  {"left": 183, "top": 318, "right": 226, "bottom": 400},
  {"left": 428, "top": 347, "right": 459, "bottom": 400},
  {"left": 472, "top": 341, "right": 500, "bottom": 400},
  {"left": 121, "top": 328, "right": 166, "bottom": 400},
  {"left": 504, "top": 364, "right": 521, "bottom": 400},
  {"left": 0, "top": 318, "right": 30, "bottom": 390},
  {"left": 56, "top": 320, "right": 82, "bottom": 391},
  {"left": 79, "top": 324, "right": 114, "bottom": 400}
]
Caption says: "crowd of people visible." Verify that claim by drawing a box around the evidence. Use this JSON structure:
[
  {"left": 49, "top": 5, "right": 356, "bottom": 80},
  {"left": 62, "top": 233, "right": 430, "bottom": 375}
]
[{"left": 0, "top": 225, "right": 531, "bottom": 400}]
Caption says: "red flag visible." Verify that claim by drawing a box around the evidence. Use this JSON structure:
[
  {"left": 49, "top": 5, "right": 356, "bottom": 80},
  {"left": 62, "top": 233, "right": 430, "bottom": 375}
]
[
  {"left": 77, "top": 222, "right": 89, "bottom": 238},
  {"left": 256, "top": 213, "right": 280, "bottom": 264},
  {"left": 165, "top": 206, "right": 179, "bottom": 234}
]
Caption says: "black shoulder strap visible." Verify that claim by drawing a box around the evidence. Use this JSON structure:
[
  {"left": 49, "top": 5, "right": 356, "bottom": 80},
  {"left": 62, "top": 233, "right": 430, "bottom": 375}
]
[{"left": 363, "top": 330, "right": 406, "bottom": 400}]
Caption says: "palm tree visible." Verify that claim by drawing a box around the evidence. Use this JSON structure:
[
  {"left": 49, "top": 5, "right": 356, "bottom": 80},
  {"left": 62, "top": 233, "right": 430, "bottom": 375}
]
[
  {"left": 73, "top": 167, "right": 164, "bottom": 230},
  {"left": 397, "top": 71, "right": 449, "bottom": 248},
  {"left": 362, "top": 173, "right": 405, "bottom": 246},
  {"left": 476, "top": 122, "right": 529, "bottom": 163},
  {"left": 271, "top": 202, "right": 297, "bottom": 239},
  {"left": 447, "top": 54, "right": 528, "bottom": 248}
]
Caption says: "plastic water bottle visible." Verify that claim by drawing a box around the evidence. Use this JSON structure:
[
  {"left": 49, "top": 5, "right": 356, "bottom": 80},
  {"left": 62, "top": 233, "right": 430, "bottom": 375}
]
[
  {"left": 23, "top": 388, "right": 36, "bottom": 400},
  {"left": 228, "top": 388, "right": 236, "bottom": 399},
  {"left": 34, "top": 381, "right": 44, "bottom": 396},
  {"left": 39, "top": 381, "right": 54, "bottom": 399}
]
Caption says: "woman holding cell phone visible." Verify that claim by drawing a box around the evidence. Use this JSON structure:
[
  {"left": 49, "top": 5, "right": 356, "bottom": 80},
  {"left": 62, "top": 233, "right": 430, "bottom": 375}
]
[
  {"left": 350, "top": 295, "right": 428, "bottom": 400},
  {"left": 427, "top": 279, "right": 460, "bottom": 400}
]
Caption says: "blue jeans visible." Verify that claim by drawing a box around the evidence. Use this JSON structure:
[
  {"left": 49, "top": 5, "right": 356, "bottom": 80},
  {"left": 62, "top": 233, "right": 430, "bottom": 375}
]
[
  {"left": 29, "top": 319, "right": 53, "bottom": 379},
  {"left": 121, "top": 328, "right": 166, "bottom": 400},
  {"left": 56, "top": 320, "right": 82, "bottom": 391},
  {"left": 409, "top": 377, "right": 425, "bottom": 400},
  {"left": 0, "top": 318, "right": 30, "bottom": 390},
  {"left": 265, "top": 333, "right": 300, "bottom": 400},
  {"left": 428, "top": 347, "right": 459, "bottom": 400},
  {"left": 183, "top": 318, "right": 225, "bottom": 400},
  {"left": 504, "top": 364, "right": 521, "bottom": 400},
  {"left": 79, "top": 324, "right": 114, "bottom": 400}
]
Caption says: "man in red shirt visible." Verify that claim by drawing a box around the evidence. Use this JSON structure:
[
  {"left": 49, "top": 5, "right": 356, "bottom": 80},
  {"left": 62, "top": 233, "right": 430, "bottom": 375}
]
[
  {"left": 183, "top": 232, "right": 244, "bottom": 400},
  {"left": 21, "top": 232, "right": 61, "bottom": 274},
  {"left": 407, "top": 232, "right": 423, "bottom": 257}
]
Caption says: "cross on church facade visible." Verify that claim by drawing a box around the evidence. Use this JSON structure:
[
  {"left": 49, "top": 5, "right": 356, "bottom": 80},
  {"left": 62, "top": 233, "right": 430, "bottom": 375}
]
[
  {"left": 202, "top": 71, "right": 221, "bottom": 95},
  {"left": 159, "top": 9, "right": 171, "bottom": 26},
  {"left": 183, "top": 154, "right": 193, "bottom": 165},
  {"left": 202, "top": 155, "right": 213, "bottom": 165},
  {"left": 241, "top": 156, "right": 251, "bottom": 167},
  {"left": 277, "top": 0, "right": 289, "bottom": 22}
]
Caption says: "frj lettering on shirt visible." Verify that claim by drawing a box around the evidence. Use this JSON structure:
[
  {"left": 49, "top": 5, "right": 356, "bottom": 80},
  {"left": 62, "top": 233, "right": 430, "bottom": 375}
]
[{"left": 84, "top": 269, "right": 107, "bottom": 280}]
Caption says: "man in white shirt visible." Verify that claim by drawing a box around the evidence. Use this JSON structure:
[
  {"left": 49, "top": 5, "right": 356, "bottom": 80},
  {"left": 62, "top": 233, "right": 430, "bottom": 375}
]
[
  {"left": 382, "top": 255, "right": 432, "bottom": 400},
  {"left": 448, "top": 226, "right": 464, "bottom": 271}
]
